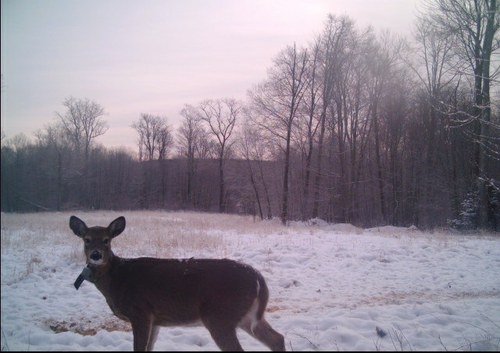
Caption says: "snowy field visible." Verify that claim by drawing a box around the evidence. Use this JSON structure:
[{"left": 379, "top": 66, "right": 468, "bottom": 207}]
[{"left": 1, "top": 211, "right": 499, "bottom": 351}]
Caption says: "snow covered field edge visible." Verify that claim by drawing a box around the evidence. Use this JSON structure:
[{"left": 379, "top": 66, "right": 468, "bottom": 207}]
[{"left": 1, "top": 211, "right": 499, "bottom": 351}]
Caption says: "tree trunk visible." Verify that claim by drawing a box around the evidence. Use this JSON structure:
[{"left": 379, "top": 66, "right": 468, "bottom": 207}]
[
  {"left": 247, "top": 160, "right": 264, "bottom": 220},
  {"left": 312, "top": 109, "right": 327, "bottom": 220},
  {"left": 219, "top": 155, "right": 225, "bottom": 213},
  {"left": 477, "top": 0, "right": 496, "bottom": 229},
  {"left": 281, "top": 124, "right": 292, "bottom": 225},
  {"left": 258, "top": 160, "right": 273, "bottom": 219},
  {"left": 372, "top": 99, "right": 387, "bottom": 224}
]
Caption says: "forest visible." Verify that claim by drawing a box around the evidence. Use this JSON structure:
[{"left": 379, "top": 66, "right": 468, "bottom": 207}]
[{"left": 2, "top": 0, "right": 499, "bottom": 230}]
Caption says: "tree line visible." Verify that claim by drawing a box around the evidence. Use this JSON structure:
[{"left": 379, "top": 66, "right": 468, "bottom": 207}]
[{"left": 2, "top": 1, "right": 499, "bottom": 230}]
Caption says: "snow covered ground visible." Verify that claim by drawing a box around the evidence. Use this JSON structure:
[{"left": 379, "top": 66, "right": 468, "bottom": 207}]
[{"left": 1, "top": 211, "right": 499, "bottom": 351}]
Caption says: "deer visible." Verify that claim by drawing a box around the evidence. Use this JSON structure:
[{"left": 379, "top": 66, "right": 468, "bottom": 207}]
[{"left": 69, "top": 215, "right": 285, "bottom": 351}]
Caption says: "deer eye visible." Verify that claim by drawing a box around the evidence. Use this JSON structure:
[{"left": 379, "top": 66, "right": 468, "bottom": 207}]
[
  {"left": 84, "top": 238, "right": 91, "bottom": 245},
  {"left": 102, "top": 238, "right": 110, "bottom": 245}
]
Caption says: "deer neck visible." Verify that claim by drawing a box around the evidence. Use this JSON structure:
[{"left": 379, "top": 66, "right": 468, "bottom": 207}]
[
  {"left": 87, "top": 252, "right": 120, "bottom": 294},
  {"left": 87, "top": 254, "right": 130, "bottom": 321}
]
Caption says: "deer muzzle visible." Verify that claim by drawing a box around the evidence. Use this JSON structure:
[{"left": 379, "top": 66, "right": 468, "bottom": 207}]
[{"left": 89, "top": 250, "right": 103, "bottom": 264}]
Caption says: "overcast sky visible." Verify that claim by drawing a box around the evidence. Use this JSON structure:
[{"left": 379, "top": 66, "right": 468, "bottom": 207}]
[{"left": 1, "top": 0, "right": 422, "bottom": 152}]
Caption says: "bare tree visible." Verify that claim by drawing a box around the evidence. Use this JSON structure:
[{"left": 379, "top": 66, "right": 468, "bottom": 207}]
[
  {"left": 296, "top": 38, "right": 322, "bottom": 220},
  {"left": 132, "top": 113, "right": 173, "bottom": 209},
  {"left": 55, "top": 97, "right": 108, "bottom": 208},
  {"left": 364, "top": 31, "right": 407, "bottom": 224},
  {"left": 56, "top": 97, "right": 107, "bottom": 160},
  {"left": 198, "top": 98, "right": 240, "bottom": 213},
  {"left": 426, "top": 0, "right": 500, "bottom": 229},
  {"left": 132, "top": 113, "right": 173, "bottom": 161},
  {"left": 405, "top": 15, "right": 460, "bottom": 227},
  {"left": 157, "top": 126, "right": 174, "bottom": 160},
  {"left": 34, "top": 124, "right": 69, "bottom": 210},
  {"left": 312, "top": 15, "right": 355, "bottom": 221},
  {"left": 249, "top": 43, "right": 309, "bottom": 225},
  {"left": 177, "top": 104, "right": 208, "bottom": 206},
  {"left": 238, "top": 119, "right": 275, "bottom": 220},
  {"left": 239, "top": 124, "right": 264, "bottom": 220}
]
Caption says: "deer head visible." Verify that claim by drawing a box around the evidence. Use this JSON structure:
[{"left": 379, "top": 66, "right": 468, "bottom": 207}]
[{"left": 69, "top": 216, "right": 125, "bottom": 266}]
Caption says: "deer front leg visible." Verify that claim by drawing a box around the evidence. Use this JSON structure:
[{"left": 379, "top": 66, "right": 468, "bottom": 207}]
[{"left": 130, "top": 315, "right": 153, "bottom": 351}]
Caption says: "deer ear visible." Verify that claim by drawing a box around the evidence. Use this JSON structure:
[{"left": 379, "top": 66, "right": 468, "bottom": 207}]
[
  {"left": 70, "top": 216, "right": 88, "bottom": 237},
  {"left": 108, "top": 216, "right": 126, "bottom": 238}
]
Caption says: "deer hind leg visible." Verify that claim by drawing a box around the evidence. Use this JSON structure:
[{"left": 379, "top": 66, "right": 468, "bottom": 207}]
[
  {"left": 202, "top": 318, "right": 243, "bottom": 351},
  {"left": 146, "top": 325, "right": 160, "bottom": 351},
  {"left": 241, "top": 318, "right": 285, "bottom": 352}
]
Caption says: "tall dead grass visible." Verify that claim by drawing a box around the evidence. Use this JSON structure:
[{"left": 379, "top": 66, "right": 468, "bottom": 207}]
[{"left": 1, "top": 210, "right": 290, "bottom": 262}]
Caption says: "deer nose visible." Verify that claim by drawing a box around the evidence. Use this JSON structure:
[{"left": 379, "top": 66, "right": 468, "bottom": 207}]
[{"left": 90, "top": 250, "right": 102, "bottom": 261}]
